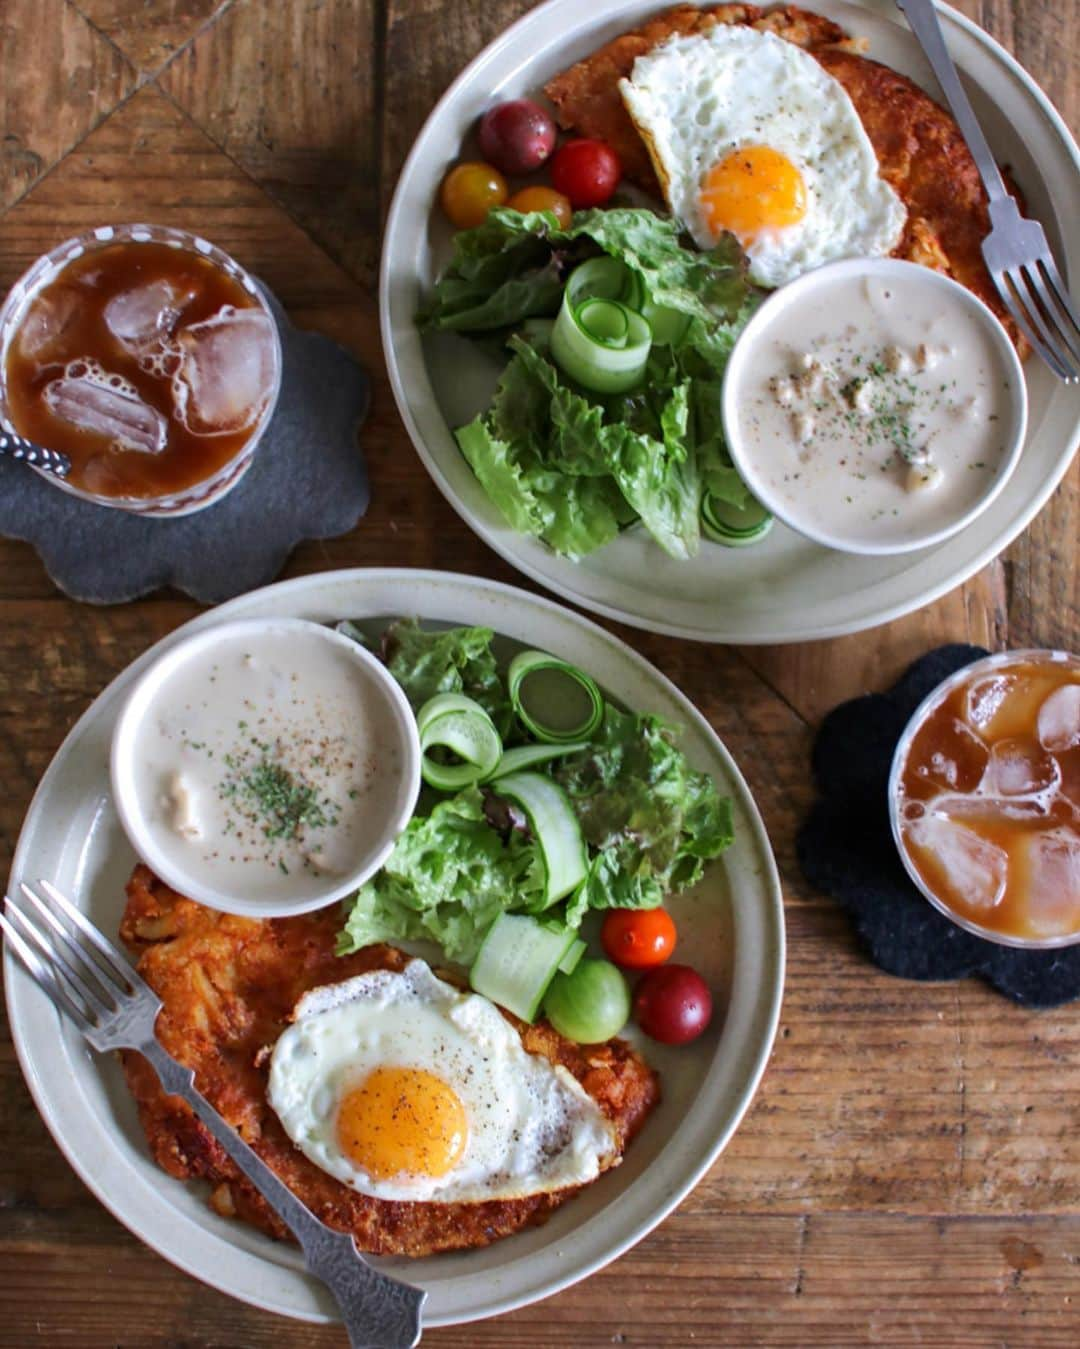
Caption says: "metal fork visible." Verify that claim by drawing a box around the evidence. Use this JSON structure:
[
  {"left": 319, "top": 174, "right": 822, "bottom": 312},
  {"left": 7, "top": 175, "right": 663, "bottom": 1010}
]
[
  {"left": 896, "top": 0, "right": 1080, "bottom": 382},
  {"left": 1, "top": 880, "right": 426, "bottom": 1349}
]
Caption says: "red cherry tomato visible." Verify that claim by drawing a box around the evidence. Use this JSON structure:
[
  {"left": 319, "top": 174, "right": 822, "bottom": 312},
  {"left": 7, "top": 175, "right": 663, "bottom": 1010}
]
[
  {"left": 478, "top": 99, "right": 557, "bottom": 177},
  {"left": 440, "top": 162, "right": 508, "bottom": 229},
  {"left": 550, "top": 139, "right": 621, "bottom": 208},
  {"left": 633, "top": 964, "right": 713, "bottom": 1045},
  {"left": 601, "top": 908, "right": 676, "bottom": 969}
]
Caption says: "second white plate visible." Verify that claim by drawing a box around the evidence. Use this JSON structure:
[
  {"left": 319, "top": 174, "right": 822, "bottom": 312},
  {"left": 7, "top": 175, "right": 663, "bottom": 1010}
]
[{"left": 380, "top": 0, "right": 1080, "bottom": 643}]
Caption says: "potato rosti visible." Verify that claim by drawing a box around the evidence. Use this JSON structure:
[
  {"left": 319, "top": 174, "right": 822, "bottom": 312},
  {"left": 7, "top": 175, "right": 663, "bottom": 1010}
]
[{"left": 119, "top": 865, "right": 659, "bottom": 1257}]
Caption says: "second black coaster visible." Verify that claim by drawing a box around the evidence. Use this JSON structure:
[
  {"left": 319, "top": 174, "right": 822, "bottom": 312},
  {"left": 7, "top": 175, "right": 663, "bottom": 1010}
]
[
  {"left": 0, "top": 289, "right": 370, "bottom": 605},
  {"left": 797, "top": 644, "right": 1080, "bottom": 1009}
]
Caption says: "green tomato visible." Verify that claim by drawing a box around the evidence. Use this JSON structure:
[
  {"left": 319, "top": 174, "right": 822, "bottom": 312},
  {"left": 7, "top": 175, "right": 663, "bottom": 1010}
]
[{"left": 543, "top": 958, "right": 630, "bottom": 1043}]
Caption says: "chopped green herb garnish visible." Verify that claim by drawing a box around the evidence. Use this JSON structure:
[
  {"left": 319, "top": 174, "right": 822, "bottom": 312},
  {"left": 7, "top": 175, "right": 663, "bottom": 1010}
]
[{"left": 224, "top": 757, "right": 339, "bottom": 840}]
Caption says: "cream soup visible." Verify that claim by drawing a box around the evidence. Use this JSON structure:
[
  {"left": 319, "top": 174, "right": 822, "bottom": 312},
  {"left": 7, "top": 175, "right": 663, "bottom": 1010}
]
[
  {"left": 126, "top": 625, "right": 410, "bottom": 905},
  {"left": 727, "top": 266, "right": 1021, "bottom": 551}
]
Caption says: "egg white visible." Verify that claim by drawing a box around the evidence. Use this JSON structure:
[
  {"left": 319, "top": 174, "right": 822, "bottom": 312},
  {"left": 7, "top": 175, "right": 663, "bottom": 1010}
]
[
  {"left": 267, "top": 959, "right": 620, "bottom": 1203},
  {"left": 619, "top": 24, "right": 907, "bottom": 287}
]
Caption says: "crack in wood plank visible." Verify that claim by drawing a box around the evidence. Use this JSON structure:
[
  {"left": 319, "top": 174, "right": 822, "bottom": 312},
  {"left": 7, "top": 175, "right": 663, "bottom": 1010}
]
[
  {"left": 67, "top": 0, "right": 239, "bottom": 79},
  {"left": 0, "top": 1, "right": 137, "bottom": 218}
]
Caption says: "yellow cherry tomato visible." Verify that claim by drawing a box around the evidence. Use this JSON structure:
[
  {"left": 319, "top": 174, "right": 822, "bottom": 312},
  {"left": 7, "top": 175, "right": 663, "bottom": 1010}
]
[
  {"left": 440, "top": 162, "right": 508, "bottom": 229},
  {"left": 506, "top": 185, "right": 573, "bottom": 229}
]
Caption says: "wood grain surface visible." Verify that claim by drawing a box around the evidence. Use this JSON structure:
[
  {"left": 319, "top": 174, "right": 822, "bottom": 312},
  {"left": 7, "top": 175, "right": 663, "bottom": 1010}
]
[{"left": 1, "top": 1, "right": 1078, "bottom": 1345}]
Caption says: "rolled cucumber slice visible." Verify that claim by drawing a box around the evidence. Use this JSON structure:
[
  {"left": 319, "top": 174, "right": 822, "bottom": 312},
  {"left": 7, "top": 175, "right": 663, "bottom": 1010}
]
[
  {"left": 508, "top": 650, "right": 603, "bottom": 743},
  {"left": 493, "top": 770, "right": 588, "bottom": 905},
  {"left": 551, "top": 295, "right": 651, "bottom": 394},
  {"left": 469, "top": 912, "right": 579, "bottom": 1022},
  {"left": 565, "top": 255, "right": 645, "bottom": 312},
  {"left": 416, "top": 692, "right": 502, "bottom": 790},
  {"left": 701, "top": 491, "right": 774, "bottom": 547}
]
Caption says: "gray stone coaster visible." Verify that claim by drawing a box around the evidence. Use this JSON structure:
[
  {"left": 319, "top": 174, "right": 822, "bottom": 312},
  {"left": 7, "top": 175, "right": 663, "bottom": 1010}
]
[{"left": 0, "top": 289, "right": 370, "bottom": 605}]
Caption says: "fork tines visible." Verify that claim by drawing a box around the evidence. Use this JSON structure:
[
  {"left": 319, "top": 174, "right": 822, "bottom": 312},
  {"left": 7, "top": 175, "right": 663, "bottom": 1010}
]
[
  {"left": 1, "top": 881, "right": 143, "bottom": 1031},
  {"left": 985, "top": 209, "right": 1080, "bottom": 383}
]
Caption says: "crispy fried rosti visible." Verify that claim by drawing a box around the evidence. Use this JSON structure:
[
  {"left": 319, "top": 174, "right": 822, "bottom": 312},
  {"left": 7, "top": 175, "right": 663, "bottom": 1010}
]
[
  {"left": 119, "top": 865, "right": 659, "bottom": 1257},
  {"left": 545, "top": 4, "right": 1021, "bottom": 345},
  {"left": 545, "top": 5, "right": 856, "bottom": 191}
]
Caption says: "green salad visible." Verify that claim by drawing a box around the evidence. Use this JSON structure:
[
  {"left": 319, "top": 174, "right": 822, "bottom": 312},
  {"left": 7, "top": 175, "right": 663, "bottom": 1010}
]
[
  {"left": 337, "top": 618, "right": 733, "bottom": 974},
  {"left": 418, "top": 206, "right": 770, "bottom": 560}
]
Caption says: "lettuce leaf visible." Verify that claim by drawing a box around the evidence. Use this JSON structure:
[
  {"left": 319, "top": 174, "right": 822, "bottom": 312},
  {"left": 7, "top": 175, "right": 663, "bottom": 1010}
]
[
  {"left": 374, "top": 617, "right": 511, "bottom": 732},
  {"left": 419, "top": 206, "right": 752, "bottom": 336},
  {"left": 338, "top": 786, "right": 543, "bottom": 962},
  {"left": 422, "top": 205, "right": 760, "bottom": 558},
  {"left": 336, "top": 619, "right": 736, "bottom": 961},
  {"left": 459, "top": 336, "right": 701, "bottom": 559},
  {"left": 568, "top": 207, "right": 749, "bottom": 325},
  {"left": 418, "top": 210, "right": 579, "bottom": 332},
  {"left": 554, "top": 705, "right": 734, "bottom": 909},
  {"left": 457, "top": 416, "right": 625, "bottom": 558}
]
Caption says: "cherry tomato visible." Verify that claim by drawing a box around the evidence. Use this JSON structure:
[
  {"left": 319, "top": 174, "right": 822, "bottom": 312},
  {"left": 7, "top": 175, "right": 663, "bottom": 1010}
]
[
  {"left": 601, "top": 908, "right": 676, "bottom": 969},
  {"left": 478, "top": 99, "right": 557, "bottom": 176},
  {"left": 550, "top": 139, "right": 621, "bottom": 208},
  {"left": 633, "top": 964, "right": 713, "bottom": 1045},
  {"left": 506, "top": 185, "right": 573, "bottom": 229},
  {"left": 440, "top": 162, "right": 508, "bottom": 229}
]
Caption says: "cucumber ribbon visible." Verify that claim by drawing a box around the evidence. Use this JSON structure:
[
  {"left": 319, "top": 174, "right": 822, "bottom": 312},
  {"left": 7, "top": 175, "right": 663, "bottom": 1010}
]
[
  {"left": 508, "top": 649, "right": 604, "bottom": 743},
  {"left": 416, "top": 692, "right": 503, "bottom": 790},
  {"left": 701, "top": 491, "right": 774, "bottom": 547},
  {"left": 549, "top": 254, "right": 694, "bottom": 393},
  {"left": 493, "top": 770, "right": 588, "bottom": 907}
]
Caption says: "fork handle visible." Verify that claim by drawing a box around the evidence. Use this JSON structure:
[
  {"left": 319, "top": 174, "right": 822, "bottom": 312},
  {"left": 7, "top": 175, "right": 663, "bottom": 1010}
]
[
  {"left": 141, "top": 1040, "right": 426, "bottom": 1348},
  {"left": 895, "top": 0, "right": 1009, "bottom": 204}
]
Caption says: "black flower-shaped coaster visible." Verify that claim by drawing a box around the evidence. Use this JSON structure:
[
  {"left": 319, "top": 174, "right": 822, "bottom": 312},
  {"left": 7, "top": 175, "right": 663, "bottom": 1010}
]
[
  {"left": 797, "top": 643, "right": 1080, "bottom": 1008},
  {"left": 0, "top": 289, "right": 369, "bottom": 605}
]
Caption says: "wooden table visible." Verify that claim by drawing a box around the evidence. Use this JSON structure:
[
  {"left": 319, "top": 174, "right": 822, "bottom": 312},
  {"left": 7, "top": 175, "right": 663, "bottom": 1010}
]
[{"left": 1, "top": 1, "right": 1077, "bottom": 1344}]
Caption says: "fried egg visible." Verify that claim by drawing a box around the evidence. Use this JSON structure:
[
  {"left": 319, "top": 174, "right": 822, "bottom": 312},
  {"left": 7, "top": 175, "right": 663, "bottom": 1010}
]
[
  {"left": 267, "top": 959, "right": 620, "bottom": 1203},
  {"left": 619, "top": 24, "right": 907, "bottom": 287}
]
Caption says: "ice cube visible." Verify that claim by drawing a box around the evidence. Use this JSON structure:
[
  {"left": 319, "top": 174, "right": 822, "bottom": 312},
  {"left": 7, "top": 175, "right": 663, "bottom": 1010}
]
[
  {"left": 906, "top": 814, "right": 1008, "bottom": 911},
  {"left": 43, "top": 372, "right": 167, "bottom": 454},
  {"left": 934, "top": 794, "right": 1050, "bottom": 825},
  {"left": 982, "top": 736, "right": 1061, "bottom": 798},
  {"left": 103, "top": 278, "right": 192, "bottom": 357},
  {"left": 1037, "top": 685, "right": 1080, "bottom": 753},
  {"left": 1021, "top": 830, "right": 1080, "bottom": 938},
  {"left": 16, "top": 285, "right": 81, "bottom": 361},
  {"left": 907, "top": 716, "right": 989, "bottom": 793},
  {"left": 965, "top": 674, "right": 1015, "bottom": 732},
  {"left": 172, "top": 307, "right": 276, "bottom": 436}
]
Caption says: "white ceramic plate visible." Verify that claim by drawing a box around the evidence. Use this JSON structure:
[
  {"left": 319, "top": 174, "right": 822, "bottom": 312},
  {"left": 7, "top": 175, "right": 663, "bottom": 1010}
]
[
  {"left": 4, "top": 568, "right": 783, "bottom": 1328},
  {"left": 381, "top": 0, "right": 1080, "bottom": 643}
]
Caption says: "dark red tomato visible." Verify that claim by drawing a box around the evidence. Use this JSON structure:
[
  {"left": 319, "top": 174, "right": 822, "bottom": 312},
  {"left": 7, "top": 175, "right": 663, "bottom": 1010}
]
[
  {"left": 601, "top": 908, "right": 676, "bottom": 970},
  {"left": 478, "top": 99, "right": 557, "bottom": 176},
  {"left": 550, "top": 139, "right": 621, "bottom": 208},
  {"left": 634, "top": 964, "right": 713, "bottom": 1045}
]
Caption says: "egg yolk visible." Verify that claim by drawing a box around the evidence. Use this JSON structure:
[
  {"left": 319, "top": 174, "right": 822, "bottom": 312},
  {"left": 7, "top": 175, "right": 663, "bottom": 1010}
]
[
  {"left": 336, "top": 1066, "right": 468, "bottom": 1180},
  {"left": 699, "top": 146, "right": 808, "bottom": 241}
]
